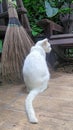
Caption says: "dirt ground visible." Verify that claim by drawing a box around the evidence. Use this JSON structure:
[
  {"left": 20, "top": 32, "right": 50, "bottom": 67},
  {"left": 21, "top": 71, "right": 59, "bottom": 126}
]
[{"left": 0, "top": 67, "right": 73, "bottom": 130}]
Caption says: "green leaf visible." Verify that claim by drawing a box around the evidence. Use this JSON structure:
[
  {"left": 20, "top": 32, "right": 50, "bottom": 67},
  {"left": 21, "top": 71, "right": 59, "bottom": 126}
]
[
  {"left": 45, "top": 0, "right": 58, "bottom": 18},
  {"left": 0, "top": 40, "right": 2, "bottom": 53},
  {"left": 13, "top": 0, "right": 17, "bottom": 7},
  {"left": 32, "top": 30, "right": 38, "bottom": 36},
  {"left": 0, "top": 0, "right": 2, "bottom": 3},
  {"left": 8, "top": 0, "right": 17, "bottom": 7}
]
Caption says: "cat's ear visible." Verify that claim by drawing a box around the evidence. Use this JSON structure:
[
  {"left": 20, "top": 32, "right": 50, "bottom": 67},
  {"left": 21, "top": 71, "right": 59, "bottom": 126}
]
[
  {"left": 36, "top": 38, "right": 48, "bottom": 46},
  {"left": 42, "top": 38, "right": 48, "bottom": 46},
  {"left": 43, "top": 38, "right": 48, "bottom": 42}
]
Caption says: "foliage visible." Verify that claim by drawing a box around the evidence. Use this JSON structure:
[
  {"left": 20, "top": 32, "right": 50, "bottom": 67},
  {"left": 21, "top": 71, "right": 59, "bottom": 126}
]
[
  {"left": 65, "top": 49, "right": 73, "bottom": 57},
  {"left": 22, "top": 0, "right": 46, "bottom": 36},
  {"left": 0, "top": 40, "right": 2, "bottom": 53},
  {"left": 47, "top": 0, "right": 73, "bottom": 15},
  {"left": 45, "top": 0, "right": 73, "bottom": 22},
  {"left": 48, "top": 0, "right": 73, "bottom": 8},
  {"left": 45, "top": 0, "right": 58, "bottom": 18},
  {"left": 22, "top": 0, "right": 73, "bottom": 36},
  {"left": 23, "top": 0, "right": 45, "bottom": 24},
  {"left": 31, "top": 25, "right": 43, "bottom": 36},
  {"left": 0, "top": 0, "right": 2, "bottom": 2},
  {"left": 11, "top": 0, "right": 17, "bottom": 7}
]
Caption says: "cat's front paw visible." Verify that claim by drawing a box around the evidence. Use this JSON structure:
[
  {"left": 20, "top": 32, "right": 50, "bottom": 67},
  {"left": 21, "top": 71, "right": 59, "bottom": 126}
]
[{"left": 29, "top": 117, "right": 38, "bottom": 124}]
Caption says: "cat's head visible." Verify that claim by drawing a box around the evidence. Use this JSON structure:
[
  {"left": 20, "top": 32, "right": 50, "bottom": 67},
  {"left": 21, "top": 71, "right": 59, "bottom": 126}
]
[{"left": 36, "top": 38, "right": 51, "bottom": 53}]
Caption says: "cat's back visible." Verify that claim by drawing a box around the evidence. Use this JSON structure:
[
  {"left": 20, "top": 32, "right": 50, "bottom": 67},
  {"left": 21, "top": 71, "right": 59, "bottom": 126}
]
[
  {"left": 23, "top": 48, "right": 49, "bottom": 79},
  {"left": 23, "top": 48, "right": 46, "bottom": 72},
  {"left": 23, "top": 45, "right": 50, "bottom": 90}
]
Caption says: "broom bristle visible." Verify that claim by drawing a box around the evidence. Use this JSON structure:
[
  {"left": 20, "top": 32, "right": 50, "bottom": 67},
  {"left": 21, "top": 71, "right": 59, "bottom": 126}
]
[{"left": 2, "top": 1, "right": 34, "bottom": 83}]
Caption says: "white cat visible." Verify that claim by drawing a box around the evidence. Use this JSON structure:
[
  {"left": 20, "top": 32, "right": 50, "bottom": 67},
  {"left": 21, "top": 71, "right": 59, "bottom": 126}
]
[{"left": 23, "top": 38, "right": 51, "bottom": 123}]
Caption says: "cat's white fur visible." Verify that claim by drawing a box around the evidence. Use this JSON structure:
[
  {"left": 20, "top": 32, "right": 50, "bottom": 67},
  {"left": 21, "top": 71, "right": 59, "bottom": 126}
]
[{"left": 23, "top": 38, "right": 51, "bottom": 123}]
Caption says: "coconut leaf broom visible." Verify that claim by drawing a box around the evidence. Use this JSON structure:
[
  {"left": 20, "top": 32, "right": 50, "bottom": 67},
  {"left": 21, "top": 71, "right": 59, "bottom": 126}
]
[{"left": 2, "top": 0, "right": 34, "bottom": 83}]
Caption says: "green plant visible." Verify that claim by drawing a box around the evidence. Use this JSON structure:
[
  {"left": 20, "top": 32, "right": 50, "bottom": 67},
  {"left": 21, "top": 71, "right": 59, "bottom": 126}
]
[
  {"left": 45, "top": 0, "right": 58, "bottom": 18},
  {"left": 22, "top": 0, "right": 73, "bottom": 36},
  {"left": 44, "top": 0, "right": 73, "bottom": 25},
  {"left": 31, "top": 25, "right": 43, "bottom": 36},
  {"left": 45, "top": 0, "right": 73, "bottom": 17},
  {"left": 0, "top": 0, "right": 2, "bottom": 2},
  {"left": 0, "top": 40, "right": 2, "bottom": 53},
  {"left": 11, "top": 0, "right": 17, "bottom": 7},
  {"left": 22, "top": 0, "right": 45, "bottom": 36}
]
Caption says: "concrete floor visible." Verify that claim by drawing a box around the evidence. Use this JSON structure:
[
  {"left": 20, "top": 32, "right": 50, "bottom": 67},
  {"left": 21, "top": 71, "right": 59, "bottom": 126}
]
[{"left": 0, "top": 71, "right": 73, "bottom": 130}]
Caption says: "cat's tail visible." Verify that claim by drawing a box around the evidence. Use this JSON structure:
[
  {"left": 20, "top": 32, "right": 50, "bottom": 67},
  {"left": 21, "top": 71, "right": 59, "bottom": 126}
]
[{"left": 25, "top": 88, "right": 42, "bottom": 124}]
